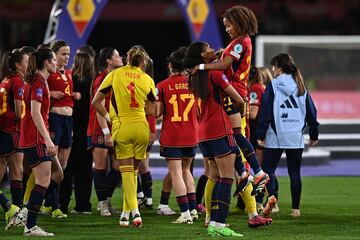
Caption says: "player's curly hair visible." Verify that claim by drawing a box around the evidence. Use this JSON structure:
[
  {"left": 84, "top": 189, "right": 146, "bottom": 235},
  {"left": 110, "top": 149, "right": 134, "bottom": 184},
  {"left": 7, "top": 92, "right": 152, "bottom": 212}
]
[
  {"left": 223, "top": 6, "right": 258, "bottom": 36},
  {"left": 183, "top": 42, "right": 209, "bottom": 100}
]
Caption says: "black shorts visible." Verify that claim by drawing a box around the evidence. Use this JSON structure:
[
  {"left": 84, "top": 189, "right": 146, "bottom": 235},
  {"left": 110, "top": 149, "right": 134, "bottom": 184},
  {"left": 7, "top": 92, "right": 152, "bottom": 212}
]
[{"left": 23, "top": 144, "right": 53, "bottom": 168}]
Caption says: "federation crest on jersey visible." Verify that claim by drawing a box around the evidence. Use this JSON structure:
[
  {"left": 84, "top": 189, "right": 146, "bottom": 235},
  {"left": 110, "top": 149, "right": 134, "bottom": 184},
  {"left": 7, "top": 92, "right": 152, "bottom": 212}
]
[
  {"left": 233, "top": 44, "right": 242, "bottom": 54},
  {"left": 18, "top": 88, "right": 24, "bottom": 97},
  {"left": 35, "top": 88, "right": 43, "bottom": 97},
  {"left": 249, "top": 92, "right": 258, "bottom": 104},
  {"left": 222, "top": 74, "right": 229, "bottom": 83}
]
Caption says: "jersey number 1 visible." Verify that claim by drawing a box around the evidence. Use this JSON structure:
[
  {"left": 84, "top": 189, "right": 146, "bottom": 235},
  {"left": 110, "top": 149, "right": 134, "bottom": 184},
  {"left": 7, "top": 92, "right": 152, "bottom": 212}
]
[{"left": 127, "top": 82, "right": 139, "bottom": 108}]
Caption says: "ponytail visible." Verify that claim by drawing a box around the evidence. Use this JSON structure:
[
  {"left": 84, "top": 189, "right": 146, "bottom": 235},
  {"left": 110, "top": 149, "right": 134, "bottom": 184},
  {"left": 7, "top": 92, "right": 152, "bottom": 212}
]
[
  {"left": 183, "top": 42, "right": 209, "bottom": 100},
  {"left": 292, "top": 66, "right": 305, "bottom": 96},
  {"left": 0, "top": 49, "right": 27, "bottom": 80},
  {"left": 271, "top": 53, "right": 306, "bottom": 96},
  {"left": 25, "top": 48, "right": 54, "bottom": 84},
  {"left": 127, "top": 45, "right": 146, "bottom": 67}
]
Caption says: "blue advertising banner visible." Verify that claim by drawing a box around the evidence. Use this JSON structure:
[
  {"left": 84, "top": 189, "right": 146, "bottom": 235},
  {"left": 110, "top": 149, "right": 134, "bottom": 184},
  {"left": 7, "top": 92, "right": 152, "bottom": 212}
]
[
  {"left": 56, "top": 0, "right": 108, "bottom": 67},
  {"left": 175, "top": 0, "right": 222, "bottom": 50}
]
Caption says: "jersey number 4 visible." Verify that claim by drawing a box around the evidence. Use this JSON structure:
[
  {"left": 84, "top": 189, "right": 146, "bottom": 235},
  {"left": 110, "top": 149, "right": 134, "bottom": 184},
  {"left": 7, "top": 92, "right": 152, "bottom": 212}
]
[{"left": 168, "top": 94, "right": 195, "bottom": 122}]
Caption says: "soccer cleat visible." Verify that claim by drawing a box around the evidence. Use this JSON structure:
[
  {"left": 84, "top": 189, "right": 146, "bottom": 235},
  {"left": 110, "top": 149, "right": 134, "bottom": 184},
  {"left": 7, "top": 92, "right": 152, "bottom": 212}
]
[
  {"left": 172, "top": 214, "right": 193, "bottom": 224},
  {"left": 51, "top": 209, "right": 68, "bottom": 218},
  {"left": 119, "top": 217, "right": 129, "bottom": 227},
  {"left": 14, "top": 207, "right": 28, "bottom": 227},
  {"left": 207, "top": 225, "right": 216, "bottom": 236},
  {"left": 70, "top": 209, "right": 92, "bottom": 215},
  {"left": 99, "top": 201, "right": 111, "bottom": 216},
  {"left": 290, "top": 209, "right": 301, "bottom": 217},
  {"left": 263, "top": 195, "right": 277, "bottom": 217},
  {"left": 138, "top": 197, "right": 147, "bottom": 207},
  {"left": 272, "top": 203, "right": 280, "bottom": 213},
  {"left": 256, "top": 203, "right": 264, "bottom": 214},
  {"left": 132, "top": 214, "right": 142, "bottom": 227},
  {"left": 212, "top": 226, "right": 244, "bottom": 237},
  {"left": 190, "top": 209, "right": 199, "bottom": 221},
  {"left": 233, "top": 172, "right": 254, "bottom": 198},
  {"left": 196, "top": 204, "right": 206, "bottom": 214},
  {"left": 40, "top": 205, "right": 52, "bottom": 215},
  {"left": 251, "top": 173, "right": 270, "bottom": 196},
  {"left": 156, "top": 205, "right": 176, "bottom": 216},
  {"left": 5, "top": 204, "right": 21, "bottom": 230},
  {"left": 248, "top": 215, "right": 272, "bottom": 228},
  {"left": 24, "top": 225, "right": 54, "bottom": 237}
]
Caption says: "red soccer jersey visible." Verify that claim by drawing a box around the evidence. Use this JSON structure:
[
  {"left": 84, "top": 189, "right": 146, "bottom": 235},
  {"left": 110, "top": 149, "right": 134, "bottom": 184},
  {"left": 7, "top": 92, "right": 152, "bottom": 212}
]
[
  {"left": 198, "top": 70, "right": 233, "bottom": 141},
  {"left": 157, "top": 74, "right": 198, "bottom": 147},
  {"left": 249, "top": 82, "right": 265, "bottom": 108},
  {"left": 222, "top": 35, "right": 252, "bottom": 99},
  {"left": 19, "top": 74, "right": 50, "bottom": 148},
  {"left": 47, "top": 69, "right": 74, "bottom": 108},
  {"left": 87, "top": 71, "right": 112, "bottom": 136},
  {"left": 0, "top": 74, "right": 24, "bottom": 132}
]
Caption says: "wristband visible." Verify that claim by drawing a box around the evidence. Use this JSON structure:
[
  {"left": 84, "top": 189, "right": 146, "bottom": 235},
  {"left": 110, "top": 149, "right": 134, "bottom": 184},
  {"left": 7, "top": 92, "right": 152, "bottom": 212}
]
[
  {"left": 199, "top": 63, "right": 205, "bottom": 70},
  {"left": 104, "top": 113, "right": 111, "bottom": 123},
  {"left": 102, "top": 127, "right": 110, "bottom": 135}
]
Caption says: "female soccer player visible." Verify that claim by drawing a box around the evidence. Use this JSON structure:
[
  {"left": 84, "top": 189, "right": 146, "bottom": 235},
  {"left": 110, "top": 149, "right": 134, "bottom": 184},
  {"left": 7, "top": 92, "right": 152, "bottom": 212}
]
[
  {"left": 92, "top": 45, "right": 156, "bottom": 228},
  {"left": 157, "top": 47, "right": 198, "bottom": 224},
  {"left": 193, "top": 6, "right": 271, "bottom": 227},
  {"left": 0, "top": 48, "right": 28, "bottom": 209},
  {"left": 59, "top": 51, "right": 96, "bottom": 214},
  {"left": 43, "top": 40, "right": 79, "bottom": 218},
  {"left": 19, "top": 47, "right": 57, "bottom": 236},
  {"left": 257, "top": 53, "right": 319, "bottom": 217},
  {"left": 87, "top": 47, "right": 123, "bottom": 216},
  {"left": 193, "top": 6, "right": 268, "bottom": 191},
  {"left": 248, "top": 67, "right": 276, "bottom": 213},
  {"left": 184, "top": 42, "right": 244, "bottom": 237}
]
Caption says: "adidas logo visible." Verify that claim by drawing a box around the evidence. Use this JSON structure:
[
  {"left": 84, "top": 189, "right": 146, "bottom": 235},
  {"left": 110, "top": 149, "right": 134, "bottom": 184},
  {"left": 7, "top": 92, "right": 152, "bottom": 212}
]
[
  {"left": 281, "top": 113, "right": 288, "bottom": 118},
  {"left": 280, "top": 95, "right": 299, "bottom": 109},
  {"left": 211, "top": 205, "right": 219, "bottom": 210}
]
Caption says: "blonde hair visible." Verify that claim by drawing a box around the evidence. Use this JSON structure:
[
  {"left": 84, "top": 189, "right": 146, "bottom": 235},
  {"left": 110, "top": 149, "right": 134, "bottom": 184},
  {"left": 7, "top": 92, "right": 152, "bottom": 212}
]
[{"left": 127, "top": 45, "right": 147, "bottom": 67}]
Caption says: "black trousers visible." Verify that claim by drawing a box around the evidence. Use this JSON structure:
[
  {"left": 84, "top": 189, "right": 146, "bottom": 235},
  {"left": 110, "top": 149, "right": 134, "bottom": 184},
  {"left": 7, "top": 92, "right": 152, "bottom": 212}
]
[
  {"left": 262, "top": 148, "right": 303, "bottom": 209},
  {"left": 59, "top": 126, "right": 92, "bottom": 212}
]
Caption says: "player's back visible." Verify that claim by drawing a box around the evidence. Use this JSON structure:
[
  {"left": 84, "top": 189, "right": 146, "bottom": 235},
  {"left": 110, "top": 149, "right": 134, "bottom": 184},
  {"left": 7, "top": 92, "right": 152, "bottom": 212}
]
[
  {"left": 157, "top": 74, "right": 198, "bottom": 147},
  {"left": 109, "top": 65, "right": 155, "bottom": 123}
]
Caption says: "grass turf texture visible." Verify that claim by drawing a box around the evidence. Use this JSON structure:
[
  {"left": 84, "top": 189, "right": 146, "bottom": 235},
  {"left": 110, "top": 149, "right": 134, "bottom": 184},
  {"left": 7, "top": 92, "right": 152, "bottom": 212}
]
[{"left": 1, "top": 176, "right": 360, "bottom": 239}]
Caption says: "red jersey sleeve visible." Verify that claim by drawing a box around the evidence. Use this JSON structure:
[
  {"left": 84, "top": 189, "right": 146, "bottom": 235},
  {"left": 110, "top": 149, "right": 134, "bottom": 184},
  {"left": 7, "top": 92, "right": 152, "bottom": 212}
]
[
  {"left": 31, "top": 80, "right": 45, "bottom": 103},
  {"left": 223, "top": 38, "right": 243, "bottom": 61},
  {"left": 249, "top": 83, "right": 265, "bottom": 107},
  {"left": 211, "top": 71, "right": 231, "bottom": 90},
  {"left": 12, "top": 75, "right": 24, "bottom": 100}
]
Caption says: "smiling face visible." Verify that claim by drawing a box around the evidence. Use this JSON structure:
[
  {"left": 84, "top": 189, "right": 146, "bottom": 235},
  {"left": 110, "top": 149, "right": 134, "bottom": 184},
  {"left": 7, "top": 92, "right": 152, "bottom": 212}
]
[
  {"left": 201, "top": 43, "right": 217, "bottom": 63},
  {"left": 223, "top": 17, "right": 239, "bottom": 39},
  {"left": 55, "top": 45, "right": 70, "bottom": 68}
]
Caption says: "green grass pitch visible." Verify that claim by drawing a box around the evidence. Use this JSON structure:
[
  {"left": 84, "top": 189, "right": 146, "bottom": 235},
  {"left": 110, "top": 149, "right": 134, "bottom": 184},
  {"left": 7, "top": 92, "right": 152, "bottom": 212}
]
[{"left": 1, "top": 176, "right": 360, "bottom": 239}]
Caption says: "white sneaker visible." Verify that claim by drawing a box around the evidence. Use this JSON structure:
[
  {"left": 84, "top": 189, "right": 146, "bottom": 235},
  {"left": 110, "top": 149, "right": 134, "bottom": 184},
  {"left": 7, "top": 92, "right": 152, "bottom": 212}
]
[
  {"left": 172, "top": 214, "right": 193, "bottom": 224},
  {"left": 157, "top": 205, "right": 176, "bottom": 216},
  {"left": 190, "top": 209, "right": 199, "bottom": 221},
  {"left": 106, "top": 199, "right": 120, "bottom": 215},
  {"left": 272, "top": 203, "right": 280, "bottom": 213},
  {"left": 24, "top": 225, "right": 54, "bottom": 237},
  {"left": 290, "top": 209, "right": 301, "bottom": 217},
  {"left": 99, "top": 201, "right": 111, "bottom": 216}
]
